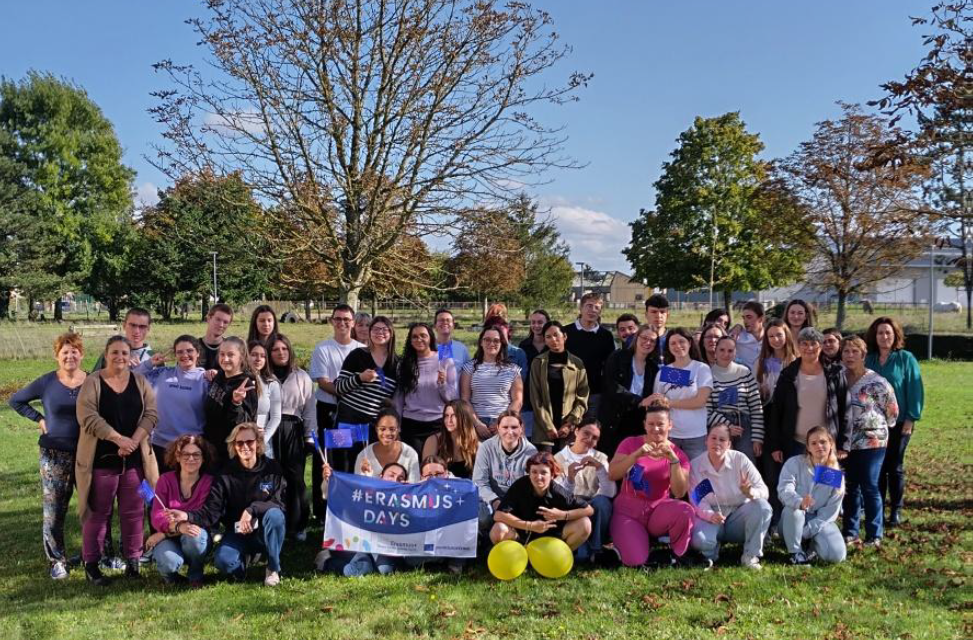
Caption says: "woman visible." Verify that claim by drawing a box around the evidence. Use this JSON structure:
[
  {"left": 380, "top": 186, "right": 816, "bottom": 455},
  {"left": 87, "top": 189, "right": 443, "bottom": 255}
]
[
  {"left": 529, "top": 321, "right": 589, "bottom": 450},
  {"left": 703, "top": 309, "right": 730, "bottom": 331},
  {"left": 864, "top": 316, "right": 923, "bottom": 528},
  {"left": 491, "top": 452, "right": 594, "bottom": 552},
  {"left": 778, "top": 426, "right": 847, "bottom": 564},
  {"left": 147, "top": 435, "right": 216, "bottom": 586},
  {"left": 270, "top": 334, "right": 317, "bottom": 540},
  {"left": 821, "top": 328, "right": 843, "bottom": 366},
  {"left": 519, "top": 309, "right": 550, "bottom": 437},
  {"left": 75, "top": 336, "right": 159, "bottom": 585},
  {"left": 648, "top": 327, "right": 712, "bottom": 461},
  {"left": 607, "top": 400, "right": 699, "bottom": 568},
  {"left": 204, "top": 337, "right": 259, "bottom": 467},
  {"left": 397, "top": 322, "right": 458, "bottom": 454},
  {"left": 782, "top": 299, "right": 814, "bottom": 347},
  {"left": 353, "top": 408, "right": 420, "bottom": 482},
  {"left": 421, "top": 399, "right": 479, "bottom": 479},
  {"left": 842, "top": 336, "right": 898, "bottom": 546},
  {"left": 338, "top": 462, "right": 412, "bottom": 578},
  {"left": 420, "top": 455, "right": 451, "bottom": 480},
  {"left": 248, "top": 341, "right": 282, "bottom": 457},
  {"left": 247, "top": 305, "right": 280, "bottom": 351},
  {"left": 698, "top": 323, "right": 726, "bottom": 367},
  {"left": 600, "top": 325, "right": 659, "bottom": 458},
  {"left": 352, "top": 311, "right": 372, "bottom": 345},
  {"left": 136, "top": 335, "right": 209, "bottom": 472},
  {"left": 169, "top": 423, "right": 287, "bottom": 586},
  {"left": 460, "top": 327, "right": 523, "bottom": 438},
  {"left": 334, "top": 316, "right": 399, "bottom": 472},
  {"left": 706, "top": 336, "right": 764, "bottom": 462},
  {"left": 756, "top": 319, "right": 798, "bottom": 405},
  {"left": 9, "top": 332, "right": 87, "bottom": 580},
  {"left": 689, "top": 425, "right": 772, "bottom": 569},
  {"left": 554, "top": 419, "right": 616, "bottom": 563}
]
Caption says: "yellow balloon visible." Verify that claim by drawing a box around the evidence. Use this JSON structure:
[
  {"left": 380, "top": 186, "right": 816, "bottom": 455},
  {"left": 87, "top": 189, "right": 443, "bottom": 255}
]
[
  {"left": 526, "top": 536, "right": 574, "bottom": 579},
  {"left": 488, "top": 540, "right": 529, "bottom": 581}
]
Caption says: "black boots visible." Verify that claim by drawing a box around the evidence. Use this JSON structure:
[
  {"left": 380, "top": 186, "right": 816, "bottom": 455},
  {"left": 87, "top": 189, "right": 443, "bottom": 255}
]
[{"left": 84, "top": 561, "right": 109, "bottom": 586}]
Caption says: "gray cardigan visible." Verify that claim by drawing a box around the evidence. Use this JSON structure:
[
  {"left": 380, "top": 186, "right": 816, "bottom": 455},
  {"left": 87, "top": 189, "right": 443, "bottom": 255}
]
[{"left": 777, "top": 454, "right": 844, "bottom": 538}]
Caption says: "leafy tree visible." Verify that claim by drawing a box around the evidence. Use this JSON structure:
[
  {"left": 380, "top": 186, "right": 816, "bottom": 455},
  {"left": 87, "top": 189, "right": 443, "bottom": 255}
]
[
  {"left": 780, "top": 104, "right": 931, "bottom": 329},
  {"left": 447, "top": 207, "right": 526, "bottom": 307},
  {"left": 0, "top": 72, "right": 134, "bottom": 321},
  {"left": 150, "top": 0, "right": 589, "bottom": 310},
  {"left": 872, "top": 1, "right": 972, "bottom": 327},
  {"left": 506, "top": 193, "right": 574, "bottom": 313},
  {"left": 624, "top": 113, "right": 809, "bottom": 317},
  {"left": 82, "top": 213, "right": 140, "bottom": 321}
]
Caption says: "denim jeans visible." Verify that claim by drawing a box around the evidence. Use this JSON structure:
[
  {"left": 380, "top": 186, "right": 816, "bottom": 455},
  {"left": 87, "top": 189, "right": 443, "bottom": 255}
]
[
  {"left": 691, "top": 499, "right": 772, "bottom": 561},
  {"left": 670, "top": 436, "right": 707, "bottom": 462},
  {"left": 154, "top": 530, "right": 210, "bottom": 581},
  {"left": 214, "top": 508, "right": 286, "bottom": 574},
  {"left": 843, "top": 447, "right": 887, "bottom": 540},
  {"left": 576, "top": 495, "right": 612, "bottom": 561}
]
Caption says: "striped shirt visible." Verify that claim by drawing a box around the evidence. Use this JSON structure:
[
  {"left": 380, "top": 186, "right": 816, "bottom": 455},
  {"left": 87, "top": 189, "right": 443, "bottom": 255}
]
[
  {"left": 706, "top": 362, "right": 765, "bottom": 444},
  {"left": 461, "top": 360, "right": 521, "bottom": 421},
  {"left": 334, "top": 348, "right": 399, "bottom": 424}
]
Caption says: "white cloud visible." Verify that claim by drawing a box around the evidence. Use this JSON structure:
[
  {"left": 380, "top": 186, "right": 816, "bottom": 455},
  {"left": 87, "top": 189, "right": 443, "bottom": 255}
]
[
  {"left": 136, "top": 182, "right": 160, "bottom": 208},
  {"left": 203, "top": 108, "right": 266, "bottom": 135},
  {"left": 544, "top": 199, "right": 632, "bottom": 273}
]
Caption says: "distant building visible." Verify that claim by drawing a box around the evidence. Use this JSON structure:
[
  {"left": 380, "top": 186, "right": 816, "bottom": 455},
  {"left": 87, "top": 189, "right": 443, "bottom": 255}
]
[{"left": 572, "top": 270, "right": 657, "bottom": 307}]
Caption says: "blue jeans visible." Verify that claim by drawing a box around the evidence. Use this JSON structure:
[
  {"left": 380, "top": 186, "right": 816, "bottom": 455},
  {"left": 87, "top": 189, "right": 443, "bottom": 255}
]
[
  {"left": 576, "top": 495, "right": 612, "bottom": 561},
  {"left": 520, "top": 411, "right": 534, "bottom": 440},
  {"left": 214, "top": 508, "right": 286, "bottom": 575},
  {"left": 843, "top": 447, "right": 887, "bottom": 540},
  {"left": 691, "top": 499, "right": 773, "bottom": 561},
  {"left": 154, "top": 530, "right": 210, "bottom": 581},
  {"left": 343, "top": 552, "right": 397, "bottom": 577},
  {"left": 671, "top": 436, "right": 707, "bottom": 461}
]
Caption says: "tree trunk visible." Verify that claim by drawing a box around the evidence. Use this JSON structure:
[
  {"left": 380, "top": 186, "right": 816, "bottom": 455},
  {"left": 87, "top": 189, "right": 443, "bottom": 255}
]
[
  {"left": 201, "top": 295, "right": 209, "bottom": 321},
  {"left": 722, "top": 289, "right": 733, "bottom": 324},
  {"left": 966, "top": 284, "right": 972, "bottom": 330},
  {"left": 835, "top": 290, "right": 848, "bottom": 331},
  {"left": 54, "top": 298, "right": 63, "bottom": 322},
  {"left": 371, "top": 294, "right": 377, "bottom": 317},
  {"left": 0, "top": 289, "right": 9, "bottom": 319},
  {"left": 338, "top": 285, "right": 362, "bottom": 312},
  {"left": 107, "top": 300, "right": 120, "bottom": 322},
  {"left": 304, "top": 299, "right": 311, "bottom": 321}
]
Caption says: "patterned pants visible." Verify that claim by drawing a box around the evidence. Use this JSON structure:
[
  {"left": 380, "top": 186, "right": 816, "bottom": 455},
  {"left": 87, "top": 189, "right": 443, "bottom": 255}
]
[{"left": 39, "top": 447, "right": 75, "bottom": 563}]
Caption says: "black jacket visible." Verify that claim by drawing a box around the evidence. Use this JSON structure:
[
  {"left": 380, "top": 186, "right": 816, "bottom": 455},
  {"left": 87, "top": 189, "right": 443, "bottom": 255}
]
[
  {"left": 599, "top": 348, "right": 659, "bottom": 457},
  {"left": 188, "top": 456, "right": 286, "bottom": 531},
  {"left": 766, "top": 358, "right": 847, "bottom": 453},
  {"left": 204, "top": 371, "right": 258, "bottom": 463}
]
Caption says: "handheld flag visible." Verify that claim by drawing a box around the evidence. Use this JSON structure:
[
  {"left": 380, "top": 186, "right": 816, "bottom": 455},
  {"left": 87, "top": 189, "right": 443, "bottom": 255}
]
[
  {"left": 337, "top": 422, "right": 370, "bottom": 443},
  {"left": 717, "top": 386, "right": 739, "bottom": 407},
  {"left": 138, "top": 479, "right": 166, "bottom": 510},
  {"left": 377, "top": 368, "right": 388, "bottom": 389},
  {"left": 310, "top": 429, "right": 327, "bottom": 462},
  {"left": 438, "top": 342, "right": 453, "bottom": 361},
  {"left": 324, "top": 428, "right": 355, "bottom": 449},
  {"left": 659, "top": 366, "right": 692, "bottom": 387},
  {"left": 690, "top": 479, "right": 714, "bottom": 506},
  {"left": 813, "top": 465, "right": 844, "bottom": 489}
]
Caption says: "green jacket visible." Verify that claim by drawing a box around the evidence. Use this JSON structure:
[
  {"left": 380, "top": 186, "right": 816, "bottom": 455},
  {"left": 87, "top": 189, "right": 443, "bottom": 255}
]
[{"left": 529, "top": 350, "right": 589, "bottom": 442}]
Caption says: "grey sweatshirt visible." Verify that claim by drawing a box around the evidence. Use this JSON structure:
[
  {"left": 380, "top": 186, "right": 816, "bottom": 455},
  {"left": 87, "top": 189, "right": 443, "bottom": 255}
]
[
  {"left": 472, "top": 435, "right": 537, "bottom": 504},
  {"left": 778, "top": 455, "right": 845, "bottom": 538}
]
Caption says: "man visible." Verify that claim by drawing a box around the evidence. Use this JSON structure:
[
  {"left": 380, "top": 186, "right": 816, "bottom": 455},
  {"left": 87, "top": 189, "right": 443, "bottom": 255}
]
[
  {"left": 563, "top": 293, "right": 616, "bottom": 417},
  {"left": 644, "top": 293, "right": 670, "bottom": 358},
  {"left": 198, "top": 303, "right": 234, "bottom": 371},
  {"left": 615, "top": 313, "right": 640, "bottom": 348},
  {"left": 731, "top": 301, "right": 765, "bottom": 371},
  {"left": 92, "top": 307, "right": 153, "bottom": 370},
  {"left": 472, "top": 411, "right": 537, "bottom": 532},
  {"left": 308, "top": 304, "right": 364, "bottom": 524},
  {"left": 433, "top": 308, "right": 471, "bottom": 380}
]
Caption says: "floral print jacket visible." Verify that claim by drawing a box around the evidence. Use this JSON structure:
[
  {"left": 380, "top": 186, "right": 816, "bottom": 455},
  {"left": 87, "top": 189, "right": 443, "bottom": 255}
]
[{"left": 842, "top": 370, "right": 898, "bottom": 451}]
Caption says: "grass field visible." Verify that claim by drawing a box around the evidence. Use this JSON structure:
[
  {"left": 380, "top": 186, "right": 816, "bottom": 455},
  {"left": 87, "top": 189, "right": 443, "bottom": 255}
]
[{"left": 0, "top": 352, "right": 970, "bottom": 639}]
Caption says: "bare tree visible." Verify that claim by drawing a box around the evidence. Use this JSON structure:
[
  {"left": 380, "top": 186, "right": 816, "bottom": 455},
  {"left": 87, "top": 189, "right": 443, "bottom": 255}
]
[
  {"left": 780, "top": 104, "right": 932, "bottom": 329},
  {"left": 150, "top": 0, "right": 589, "bottom": 309}
]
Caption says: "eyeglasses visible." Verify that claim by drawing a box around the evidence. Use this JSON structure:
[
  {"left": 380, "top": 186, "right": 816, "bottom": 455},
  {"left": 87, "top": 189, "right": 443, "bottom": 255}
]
[
  {"left": 481, "top": 338, "right": 502, "bottom": 345},
  {"left": 233, "top": 439, "right": 257, "bottom": 449},
  {"left": 332, "top": 317, "right": 353, "bottom": 324},
  {"left": 180, "top": 452, "right": 203, "bottom": 460},
  {"left": 371, "top": 327, "right": 391, "bottom": 335},
  {"left": 421, "top": 471, "right": 448, "bottom": 480}
]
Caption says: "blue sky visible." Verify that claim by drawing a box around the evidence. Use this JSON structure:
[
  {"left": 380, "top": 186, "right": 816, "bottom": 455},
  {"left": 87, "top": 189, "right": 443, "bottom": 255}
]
[{"left": 1, "top": 1, "right": 930, "bottom": 271}]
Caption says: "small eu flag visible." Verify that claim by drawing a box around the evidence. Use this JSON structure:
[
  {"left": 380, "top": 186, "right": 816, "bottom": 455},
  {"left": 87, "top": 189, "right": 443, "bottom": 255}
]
[
  {"left": 438, "top": 343, "right": 453, "bottom": 361},
  {"left": 311, "top": 428, "right": 322, "bottom": 452},
  {"left": 324, "top": 429, "right": 355, "bottom": 449},
  {"left": 336, "top": 422, "right": 370, "bottom": 443},
  {"left": 659, "top": 366, "right": 692, "bottom": 387},
  {"left": 690, "top": 479, "right": 715, "bottom": 506},
  {"left": 717, "top": 386, "right": 739, "bottom": 406},
  {"left": 627, "top": 464, "right": 650, "bottom": 494},
  {"left": 138, "top": 479, "right": 156, "bottom": 506},
  {"left": 813, "top": 465, "right": 844, "bottom": 489}
]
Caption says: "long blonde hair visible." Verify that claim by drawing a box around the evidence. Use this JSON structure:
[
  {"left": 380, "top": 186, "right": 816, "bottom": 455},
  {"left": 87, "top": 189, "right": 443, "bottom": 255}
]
[
  {"left": 804, "top": 425, "right": 838, "bottom": 469},
  {"left": 756, "top": 319, "right": 797, "bottom": 389}
]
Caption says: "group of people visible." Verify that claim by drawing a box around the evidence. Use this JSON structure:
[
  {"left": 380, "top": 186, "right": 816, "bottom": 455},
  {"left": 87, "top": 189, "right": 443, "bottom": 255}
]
[{"left": 9, "top": 292, "right": 924, "bottom": 586}]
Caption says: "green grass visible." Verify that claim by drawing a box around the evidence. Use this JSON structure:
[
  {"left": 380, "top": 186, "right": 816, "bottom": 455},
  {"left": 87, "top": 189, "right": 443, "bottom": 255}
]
[{"left": 0, "top": 357, "right": 969, "bottom": 639}]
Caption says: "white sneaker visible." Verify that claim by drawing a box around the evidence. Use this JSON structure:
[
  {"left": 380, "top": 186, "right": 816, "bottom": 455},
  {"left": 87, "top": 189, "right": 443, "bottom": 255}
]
[
  {"left": 314, "top": 549, "right": 332, "bottom": 573},
  {"left": 741, "top": 555, "right": 762, "bottom": 570},
  {"left": 264, "top": 569, "right": 281, "bottom": 586}
]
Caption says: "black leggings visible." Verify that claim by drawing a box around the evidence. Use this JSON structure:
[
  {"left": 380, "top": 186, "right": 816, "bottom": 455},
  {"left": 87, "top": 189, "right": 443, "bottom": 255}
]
[
  {"left": 879, "top": 423, "right": 912, "bottom": 513},
  {"left": 273, "top": 415, "right": 309, "bottom": 534}
]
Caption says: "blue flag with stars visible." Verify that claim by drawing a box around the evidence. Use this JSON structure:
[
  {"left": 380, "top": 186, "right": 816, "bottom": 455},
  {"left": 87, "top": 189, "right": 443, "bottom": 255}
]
[
  {"left": 659, "top": 365, "right": 692, "bottom": 387},
  {"left": 324, "top": 428, "right": 355, "bottom": 449},
  {"left": 690, "top": 479, "right": 715, "bottom": 506},
  {"left": 813, "top": 465, "right": 844, "bottom": 489}
]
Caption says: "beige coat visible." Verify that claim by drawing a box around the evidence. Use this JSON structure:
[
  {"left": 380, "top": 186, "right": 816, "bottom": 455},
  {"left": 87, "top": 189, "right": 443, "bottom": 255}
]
[
  {"left": 75, "top": 370, "right": 159, "bottom": 522},
  {"left": 529, "top": 350, "right": 589, "bottom": 442}
]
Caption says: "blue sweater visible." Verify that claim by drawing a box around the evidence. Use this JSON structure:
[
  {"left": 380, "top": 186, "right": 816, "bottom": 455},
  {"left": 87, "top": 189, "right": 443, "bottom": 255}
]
[
  {"left": 135, "top": 362, "right": 210, "bottom": 447},
  {"left": 9, "top": 371, "right": 82, "bottom": 451}
]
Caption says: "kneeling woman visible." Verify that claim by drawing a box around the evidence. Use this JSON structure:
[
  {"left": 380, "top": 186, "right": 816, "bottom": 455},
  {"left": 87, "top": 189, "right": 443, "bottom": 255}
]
[
  {"left": 778, "top": 425, "right": 847, "bottom": 564},
  {"left": 491, "top": 452, "right": 593, "bottom": 552},
  {"left": 607, "top": 400, "right": 697, "bottom": 568},
  {"left": 147, "top": 435, "right": 216, "bottom": 585},
  {"left": 169, "top": 423, "right": 287, "bottom": 586},
  {"left": 689, "top": 425, "right": 772, "bottom": 569}
]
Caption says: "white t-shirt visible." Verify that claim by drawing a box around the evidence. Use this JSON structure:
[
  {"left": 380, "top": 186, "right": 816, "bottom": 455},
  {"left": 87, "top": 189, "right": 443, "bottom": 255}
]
[
  {"left": 735, "top": 330, "right": 761, "bottom": 372},
  {"left": 653, "top": 360, "right": 713, "bottom": 439},
  {"left": 309, "top": 337, "right": 364, "bottom": 404}
]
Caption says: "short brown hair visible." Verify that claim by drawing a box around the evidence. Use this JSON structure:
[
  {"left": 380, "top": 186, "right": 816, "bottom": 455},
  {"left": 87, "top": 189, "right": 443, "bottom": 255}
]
[
  {"left": 207, "top": 303, "right": 234, "bottom": 318},
  {"left": 865, "top": 316, "right": 905, "bottom": 352},
  {"left": 164, "top": 434, "right": 216, "bottom": 471},
  {"left": 525, "top": 451, "right": 562, "bottom": 477},
  {"left": 580, "top": 292, "right": 603, "bottom": 307},
  {"left": 226, "top": 422, "right": 265, "bottom": 459},
  {"left": 54, "top": 332, "right": 84, "bottom": 356},
  {"left": 495, "top": 410, "right": 523, "bottom": 429}
]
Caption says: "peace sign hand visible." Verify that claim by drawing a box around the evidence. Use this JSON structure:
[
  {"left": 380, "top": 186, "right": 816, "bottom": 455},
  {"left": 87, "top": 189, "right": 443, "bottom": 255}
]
[
  {"left": 150, "top": 350, "right": 172, "bottom": 367},
  {"left": 232, "top": 378, "right": 255, "bottom": 405},
  {"left": 739, "top": 469, "right": 753, "bottom": 499}
]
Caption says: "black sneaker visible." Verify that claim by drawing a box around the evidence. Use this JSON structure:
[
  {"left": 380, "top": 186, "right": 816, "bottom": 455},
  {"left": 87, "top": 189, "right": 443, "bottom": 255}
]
[
  {"left": 790, "top": 550, "right": 817, "bottom": 565},
  {"left": 643, "top": 548, "right": 674, "bottom": 570},
  {"left": 85, "top": 561, "right": 109, "bottom": 586},
  {"left": 595, "top": 547, "right": 622, "bottom": 569},
  {"left": 672, "top": 550, "right": 713, "bottom": 569},
  {"left": 125, "top": 560, "right": 140, "bottom": 578}
]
